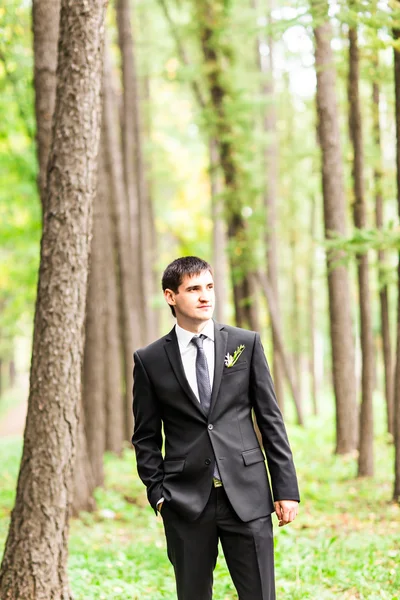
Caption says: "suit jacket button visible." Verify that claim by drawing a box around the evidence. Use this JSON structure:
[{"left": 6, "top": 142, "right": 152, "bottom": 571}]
[
  {"left": 208, "top": 424, "right": 214, "bottom": 430},
  {"left": 205, "top": 458, "right": 211, "bottom": 465}
]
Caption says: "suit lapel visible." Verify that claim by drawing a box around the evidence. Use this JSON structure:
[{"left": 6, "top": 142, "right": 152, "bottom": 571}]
[
  {"left": 209, "top": 322, "right": 228, "bottom": 415},
  {"left": 164, "top": 327, "right": 207, "bottom": 417}
]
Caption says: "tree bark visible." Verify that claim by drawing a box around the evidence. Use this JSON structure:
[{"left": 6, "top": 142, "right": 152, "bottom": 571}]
[
  {"left": 393, "top": 27, "right": 400, "bottom": 503},
  {"left": 0, "top": 0, "right": 107, "bottom": 597},
  {"left": 348, "top": 23, "right": 374, "bottom": 476},
  {"left": 102, "top": 44, "right": 140, "bottom": 443},
  {"left": 82, "top": 159, "right": 107, "bottom": 487},
  {"left": 32, "top": 0, "right": 60, "bottom": 211},
  {"left": 100, "top": 142, "right": 125, "bottom": 455},
  {"left": 71, "top": 398, "right": 96, "bottom": 516},
  {"left": 312, "top": 0, "right": 357, "bottom": 453},
  {"left": 372, "top": 63, "right": 394, "bottom": 436},
  {"left": 116, "top": 0, "right": 150, "bottom": 345}
]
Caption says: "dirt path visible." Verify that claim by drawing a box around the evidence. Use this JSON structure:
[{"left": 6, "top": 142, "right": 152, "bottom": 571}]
[{"left": 0, "top": 376, "right": 29, "bottom": 437}]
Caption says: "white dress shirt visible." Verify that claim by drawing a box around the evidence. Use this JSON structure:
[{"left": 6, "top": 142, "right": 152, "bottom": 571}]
[{"left": 157, "top": 319, "right": 215, "bottom": 511}]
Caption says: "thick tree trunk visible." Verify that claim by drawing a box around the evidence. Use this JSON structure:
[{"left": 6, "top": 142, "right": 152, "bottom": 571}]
[
  {"left": 82, "top": 163, "right": 107, "bottom": 487},
  {"left": 312, "top": 0, "right": 357, "bottom": 453},
  {"left": 32, "top": 0, "right": 60, "bottom": 211},
  {"left": 393, "top": 28, "right": 400, "bottom": 503},
  {"left": 103, "top": 45, "right": 140, "bottom": 442},
  {"left": 348, "top": 24, "right": 374, "bottom": 476},
  {"left": 372, "top": 69, "right": 394, "bottom": 436},
  {"left": 0, "top": 1, "right": 107, "bottom": 597}
]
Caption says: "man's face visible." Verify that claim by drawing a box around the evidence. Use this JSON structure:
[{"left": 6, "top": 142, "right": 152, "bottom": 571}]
[{"left": 165, "top": 270, "right": 215, "bottom": 326}]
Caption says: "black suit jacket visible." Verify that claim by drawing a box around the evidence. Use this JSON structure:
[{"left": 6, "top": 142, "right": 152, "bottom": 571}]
[{"left": 132, "top": 321, "right": 300, "bottom": 522}]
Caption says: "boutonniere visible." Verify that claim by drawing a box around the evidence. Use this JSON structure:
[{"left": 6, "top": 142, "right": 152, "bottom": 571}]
[{"left": 225, "top": 344, "right": 245, "bottom": 367}]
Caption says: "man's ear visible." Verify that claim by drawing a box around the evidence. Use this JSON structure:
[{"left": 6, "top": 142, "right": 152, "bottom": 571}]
[{"left": 164, "top": 288, "right": 176, "bottom": 308}]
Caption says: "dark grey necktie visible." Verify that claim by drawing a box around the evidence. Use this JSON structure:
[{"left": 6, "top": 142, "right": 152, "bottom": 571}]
[
  {"left": 191, "top": 335, "right": 221, "bottom": 481},
  {"left": 191, "top": 334, "right": 212, "bottom": 414}
]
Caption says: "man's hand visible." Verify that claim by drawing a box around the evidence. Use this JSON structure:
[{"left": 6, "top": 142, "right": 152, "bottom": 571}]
[
  {"left": 274, "top": 500, "right": 298, "bottom": 527},
  {"left": 157, "top": 499, "right": 164, "bottom": 514}
]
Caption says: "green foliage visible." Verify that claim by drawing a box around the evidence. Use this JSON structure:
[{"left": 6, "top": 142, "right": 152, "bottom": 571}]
[
  {"left": 1, "top": 401, "right": 399, "bottom": 599},
  {"left": 0, "top": 2, "right": 40, "bottom": 343}
]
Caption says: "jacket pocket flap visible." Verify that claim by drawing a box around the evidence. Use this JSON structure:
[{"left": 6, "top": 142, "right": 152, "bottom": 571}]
[
  {"left": 164, "top": 459, "right": 186, "bottom": 473},
  {"left": 242, "top": 448, "right": 265, "bottom": 466},
  {"left": 224, "top": 361, "right": 248, "bottom": 375}
]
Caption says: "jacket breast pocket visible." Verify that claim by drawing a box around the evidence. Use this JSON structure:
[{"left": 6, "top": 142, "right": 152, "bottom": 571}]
[
  {"left": 223, "top": 361, "right": 248, "bottom": 376},
  {"left": 163, "top": 459, "right": 186, "bottom": 473},
  {"left": 242, "top": 447, "right": 265, "bottom": 466}
]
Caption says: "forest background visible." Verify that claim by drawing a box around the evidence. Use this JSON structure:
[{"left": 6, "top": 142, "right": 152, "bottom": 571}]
[{"left": 1, "top": 0, "right": 400, "bottom": 598}]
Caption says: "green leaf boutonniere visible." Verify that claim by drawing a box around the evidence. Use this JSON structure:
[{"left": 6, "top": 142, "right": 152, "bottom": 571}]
[{"left": 224, "top": 344, "right": 245, "bottom": 368}]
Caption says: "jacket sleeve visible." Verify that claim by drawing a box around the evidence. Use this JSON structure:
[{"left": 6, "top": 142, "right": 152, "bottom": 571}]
[
  {"left": 249, "top": 333, "right": 300, "bottom": 503},
  {"left": 132, "top": 350, "right": 164, "bottom": 514}
]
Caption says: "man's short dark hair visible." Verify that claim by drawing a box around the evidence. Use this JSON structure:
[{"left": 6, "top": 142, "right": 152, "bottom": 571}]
[{"left": 162, "top": 256, "right": 213, "bottom": 317}]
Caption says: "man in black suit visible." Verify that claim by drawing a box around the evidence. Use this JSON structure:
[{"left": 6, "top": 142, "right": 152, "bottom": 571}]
[{"left": 132, "top": 256, "right": 299, "bottom": 600}]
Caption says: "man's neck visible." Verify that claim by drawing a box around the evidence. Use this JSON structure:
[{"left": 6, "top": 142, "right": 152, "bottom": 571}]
[{"left": 176, "top": 318, "right": 212, "bottom": 334}]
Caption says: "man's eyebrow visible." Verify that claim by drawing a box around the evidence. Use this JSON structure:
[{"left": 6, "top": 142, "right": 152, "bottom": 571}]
[{"left": 185, "top": 284, "right": 200, "bottom": 291}]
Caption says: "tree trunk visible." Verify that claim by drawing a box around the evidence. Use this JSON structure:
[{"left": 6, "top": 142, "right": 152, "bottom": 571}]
[
  {"left": 0, "top": 0, "right": 107, "bottom": 597},
  {"left": 82, "top": 158, "right": 107, "bottom": 487},
  {"left": 253, "top": 0, "right": 285, "bottom": 412},
  {"left": 312, "top": 0, "right": 357, "bottom": 453},
  {"left": 393, "top": 27, "right": 400, "bottom": 503},
  {"left": 210, "top": 138, "right": 228, "bottom": 324},
  {"left": 102, "top": 44, "right": 140, "bottom": 443},
  {"left": 116, "top": 0, "right": 150, "bottom": 345},
  {"left": 256, "top": 270, "right": 304, "bottom": 425},
  {"left": 196, "top": 1, "right": 258, "bottom": 330},
  {"left": 348, "top": 23, "right": 374, "bottom": 476},
  {"left": 32, "top": 0, "right": 60, "bottom": 211},
  {"left": 100, "top": 142, "right": 125, "bottom": 455},
  {"left": 309, "top": 195, "right": 318, "bottom": 415},
  {"left": 71, "top": 398, "right": 96, "bottom": 516},
  {"left": 372, "top": 64, "right": 394, "bottom": 436},
  {"left": 9, "top": 359, "right": 16, "bottom": 388}
]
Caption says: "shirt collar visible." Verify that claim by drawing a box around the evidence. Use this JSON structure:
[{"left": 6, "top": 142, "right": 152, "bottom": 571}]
[{"left": 175, "top": 319, "right": 215, "bottom": 350}]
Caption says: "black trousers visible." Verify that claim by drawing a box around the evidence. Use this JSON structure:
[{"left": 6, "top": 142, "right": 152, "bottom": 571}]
[{"left": 161, "top": 486, "right": 275, "bottom": 600}]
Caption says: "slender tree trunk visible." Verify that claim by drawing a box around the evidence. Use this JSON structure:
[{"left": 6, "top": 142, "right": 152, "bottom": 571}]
[
  {"left": 256, "top": 270, "right": 304, "bottom": 425},
  {"left": 348, "top": 23, "right": 374, "bottom": 476},
  {"left": 71, "top": 397, "right": 96, "bottom": 516},
  {"left": 103, "top": 44, "right": 140, "bottom": 442},
  {"left": 372, "top": 66, "right": 394, "bottom": 436},
  {"left": 82, "top": 163, "right": 107, "bottom": 487},
  {"left": 393, "top": 27, "right": 400, "bottom": 503},
  {"left": 196, "top": 1, "right": 258, "bottom": 330},
  {"left": 0, "top": 357, "right": 3, "bottom": 397},
  {"left": 100, "top": 143, "right": 125, "bottom": 455},
  {"left": 9, "top": 359, "right": 16, "bottom": 387},
  {"left": 253, "top": 0, "right": 285, "bottom": 412},
  {"left": 290, "top": 229, "right": 302, "bottom": 402},
  {"left": 312, "top": 0, "right": 357, "bottom": 453},
  {"left": 32, "top": 0, "right": 60, "bottom": 211},
  {"left": 210, "top": 138, "right": 228, "bottom": 324},
  {"left": 309, "top": 195, "right": 318, "bottom": 415},
  {"left": 0, "top": 1, "right": 107, "bottom": 596}
]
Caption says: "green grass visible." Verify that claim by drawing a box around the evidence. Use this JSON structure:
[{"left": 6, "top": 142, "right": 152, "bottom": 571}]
[{"left": 0, "top": 409, "right": 400, "bottom": 599}]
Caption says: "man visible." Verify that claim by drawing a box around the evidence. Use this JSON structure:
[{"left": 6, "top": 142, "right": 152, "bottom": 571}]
[{"left": 132, "top": 256, "right": 299, "bottom": 600}]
